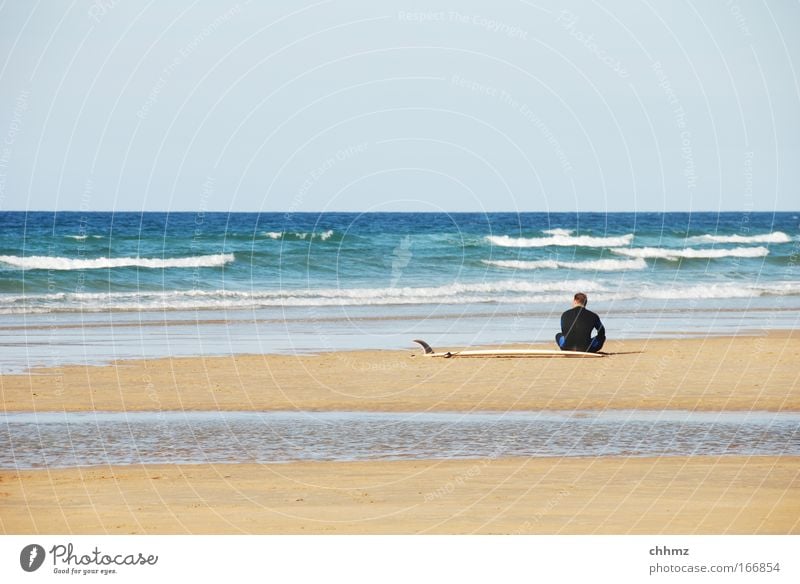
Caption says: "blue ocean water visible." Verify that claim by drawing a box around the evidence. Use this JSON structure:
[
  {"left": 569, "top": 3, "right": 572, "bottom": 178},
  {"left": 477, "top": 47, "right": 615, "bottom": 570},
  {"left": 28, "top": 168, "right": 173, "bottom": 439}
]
[{"left": 0, "top": 211, "right": 798, "bottom": 369}]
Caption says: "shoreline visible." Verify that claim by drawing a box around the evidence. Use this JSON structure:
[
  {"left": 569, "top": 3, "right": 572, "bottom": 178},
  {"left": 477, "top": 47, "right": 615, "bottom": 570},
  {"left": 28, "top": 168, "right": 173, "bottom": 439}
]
[
  {"left": 5, "top": 302, "right": 798, "bottom": 375},
  {"left": 2, "top": 456, "right": 797, "bottom": 534},
  {"left": 2, "top": 331, "right": 798, "bottom": 413}
]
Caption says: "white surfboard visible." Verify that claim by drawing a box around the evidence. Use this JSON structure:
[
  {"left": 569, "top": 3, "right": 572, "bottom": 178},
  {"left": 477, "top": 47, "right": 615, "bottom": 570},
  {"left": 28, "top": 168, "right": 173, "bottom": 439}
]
[{"left": 412, "top": 339, "right": 605, "bottom": 358}]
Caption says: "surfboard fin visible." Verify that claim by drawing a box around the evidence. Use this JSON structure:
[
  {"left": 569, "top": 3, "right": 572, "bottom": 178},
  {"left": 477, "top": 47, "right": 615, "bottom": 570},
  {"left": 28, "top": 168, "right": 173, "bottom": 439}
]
[{"left": 412, "top": 339, "right": 434, "bottom": 354}]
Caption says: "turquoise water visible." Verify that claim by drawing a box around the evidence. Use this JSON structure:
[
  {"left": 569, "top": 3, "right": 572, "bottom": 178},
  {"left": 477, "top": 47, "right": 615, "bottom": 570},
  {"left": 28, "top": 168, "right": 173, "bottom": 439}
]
[
  {"left": 0, "top": 211, "right": 798, "bottom": 369},
  {"left": 1, "top": 410, "right": 798, "bottom": 469}
]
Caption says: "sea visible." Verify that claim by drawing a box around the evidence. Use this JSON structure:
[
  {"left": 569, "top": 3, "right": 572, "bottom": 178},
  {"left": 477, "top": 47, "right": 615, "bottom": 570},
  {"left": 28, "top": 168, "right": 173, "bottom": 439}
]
[{"left": 1, "top": 211, "right": 798, "bottom": 371}]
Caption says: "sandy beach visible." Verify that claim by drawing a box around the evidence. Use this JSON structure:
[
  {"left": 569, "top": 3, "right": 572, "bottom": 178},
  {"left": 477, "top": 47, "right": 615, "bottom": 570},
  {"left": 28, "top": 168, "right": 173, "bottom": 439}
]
[
  {"left": 3, "top": 457, "right": 798, "bottom": 534},
  {"left": 1, "top": 332, "right": 798, "bottom": 413},
  {"left": 2, "top": 332, "right": 798, "bottom": 534}
]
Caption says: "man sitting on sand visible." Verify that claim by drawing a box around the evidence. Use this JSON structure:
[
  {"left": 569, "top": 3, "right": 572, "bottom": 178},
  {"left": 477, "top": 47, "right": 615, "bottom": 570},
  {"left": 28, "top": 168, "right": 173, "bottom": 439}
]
[{"left": 555, "top": 292, "right": 606, "bottom": 353}]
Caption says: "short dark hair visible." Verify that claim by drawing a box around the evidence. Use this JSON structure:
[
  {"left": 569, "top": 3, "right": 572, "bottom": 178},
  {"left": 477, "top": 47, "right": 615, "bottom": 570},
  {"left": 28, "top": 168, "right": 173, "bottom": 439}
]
[{"left": 574, "top": 292, "right": 588, "bottom": 306}]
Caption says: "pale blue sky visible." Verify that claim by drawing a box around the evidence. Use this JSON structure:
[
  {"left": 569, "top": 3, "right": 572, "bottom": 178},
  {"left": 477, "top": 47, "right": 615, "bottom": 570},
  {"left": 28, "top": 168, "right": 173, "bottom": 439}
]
[{"left": 0, "top": 0, "right": 798, "bottom": 212}]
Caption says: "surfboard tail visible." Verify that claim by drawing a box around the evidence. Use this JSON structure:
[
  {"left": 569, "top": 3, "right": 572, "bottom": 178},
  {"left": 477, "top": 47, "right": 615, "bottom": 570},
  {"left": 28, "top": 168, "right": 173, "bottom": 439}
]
[{"left": 412, "top": 339, "right": 434, "bottom": 354}]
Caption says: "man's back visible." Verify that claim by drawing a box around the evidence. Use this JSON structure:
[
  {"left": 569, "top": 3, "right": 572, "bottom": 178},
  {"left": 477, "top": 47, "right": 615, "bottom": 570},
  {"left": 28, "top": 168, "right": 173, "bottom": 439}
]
[{"left": 560, "top": 306, "right": 605, "bottom": 352}]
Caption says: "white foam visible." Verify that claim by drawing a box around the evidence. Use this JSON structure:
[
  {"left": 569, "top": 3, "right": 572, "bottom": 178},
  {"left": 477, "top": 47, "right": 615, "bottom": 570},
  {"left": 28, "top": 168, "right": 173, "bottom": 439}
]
[
  {"left": 4, "top": 277, "right": 800, "bottom": 314},
  {"left": 65, "top": 234, "right": 103, "bottom": 240},
  {"left": 610, "top": 246, "right": 769, "bottom": 260},
  {"left": 638, "top": 282, "right": 800, "bottom": 300},
  {"left": 687, "top": 231, "right": 791, "bottom": 244},
  {"left": 0, "top": 280, "right": 605, "bottom": 313},
  {"left": 0, "top": 253, "right": 235, "bottom": 271},
  {"left": 263, "top": 230, "right": 335, "bottom": 241},
  {"left": 483, "top": 258, "right": 648, "bottom": 271},
  {"left": 542, "top": 228, "right": 574, "bottom": 236},
  {"left": 487, "top": 233, "right": 634, "bottom": 248}
]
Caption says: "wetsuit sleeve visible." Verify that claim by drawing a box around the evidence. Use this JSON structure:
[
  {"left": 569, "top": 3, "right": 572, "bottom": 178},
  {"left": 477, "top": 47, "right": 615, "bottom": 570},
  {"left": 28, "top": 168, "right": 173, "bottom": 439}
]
[{"left": 595, "top": 315, "right": 606, "bottom": 342}]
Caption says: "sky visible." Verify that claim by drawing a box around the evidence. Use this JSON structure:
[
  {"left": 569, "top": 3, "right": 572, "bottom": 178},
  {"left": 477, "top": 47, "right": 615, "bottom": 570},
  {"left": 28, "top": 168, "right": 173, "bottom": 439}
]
[{"left": 0, "top": 0, "right": 798, "bottom": 212}]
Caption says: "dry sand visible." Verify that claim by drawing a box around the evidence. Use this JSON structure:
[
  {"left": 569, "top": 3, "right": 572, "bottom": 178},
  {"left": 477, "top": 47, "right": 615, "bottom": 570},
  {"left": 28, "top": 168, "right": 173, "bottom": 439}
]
[
  {"left": 2, "top": 457, "right": 797, "bottom": 534},
  {"left": 1, "top": 332, "right": 798, "bottom": 534}
]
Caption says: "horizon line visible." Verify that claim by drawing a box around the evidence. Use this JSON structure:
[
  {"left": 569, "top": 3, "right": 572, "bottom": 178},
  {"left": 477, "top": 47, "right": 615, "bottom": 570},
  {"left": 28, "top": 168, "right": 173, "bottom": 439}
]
[{"left": 3, "top": 209, "right": 798, "bottom": 214}]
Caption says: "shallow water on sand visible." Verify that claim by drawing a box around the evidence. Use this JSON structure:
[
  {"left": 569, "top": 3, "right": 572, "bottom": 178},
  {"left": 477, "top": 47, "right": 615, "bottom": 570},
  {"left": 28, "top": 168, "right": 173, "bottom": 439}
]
[{"left": 1, "top": 410, "right": 798, "bottom": 469}]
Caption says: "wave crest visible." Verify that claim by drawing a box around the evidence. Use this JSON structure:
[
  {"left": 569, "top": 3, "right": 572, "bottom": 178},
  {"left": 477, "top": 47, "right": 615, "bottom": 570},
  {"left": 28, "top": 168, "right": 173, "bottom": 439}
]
[
  {"left": 0, "top": 280, "right": 604, "bottom": 313},
  {"left": 483, "top": 258, "right": 647, "bottom": 271},
  {"left": 487, "top": 233, "right": 634, "bottom": 248},
  {"left": 687, "top": 232, "right": 790, "bottom": 244},
  {"left": 637, "top": 282, "right": 800, "bottom": 300},
  {"left": 65, "top": 234, "right": 103, "bottom": 241},
  {"left": 262, "top": 230, "right": 336, "bottom": 241},
  {"left": 3, "top": 278, "right": 800, "bottom": 314},
  {"left": 0, "top": 254, "right": 235, "bottom": 271},
  {"left": 541, "top": 228, "right": 574, "bottom": 236},
  {"left": 610, "top": 246, "right": 768, "bottom": 260}
]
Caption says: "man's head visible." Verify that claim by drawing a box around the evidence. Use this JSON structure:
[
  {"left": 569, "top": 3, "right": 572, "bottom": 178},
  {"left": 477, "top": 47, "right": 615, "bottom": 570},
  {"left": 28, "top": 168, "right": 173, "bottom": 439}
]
[{"left": 573, "top": 292, "right": 588, "bottom": 307}]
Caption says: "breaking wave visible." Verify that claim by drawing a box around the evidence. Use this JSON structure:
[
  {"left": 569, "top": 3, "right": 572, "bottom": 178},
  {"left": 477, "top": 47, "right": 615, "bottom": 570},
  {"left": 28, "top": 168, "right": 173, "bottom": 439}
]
[
  {"left": 635, "top": 281, "right": 800, "bottom": 300},
  {"left": 65, "top": 234, "right": 104, "bottom": 241},
  {"left": 687, "top": 231, "right": 790, "bottom": 244},
  {"left": 541, "top": 228, "right": 574, "bottom": 236},
  {"left": 0, "top": 253, "right": 235, "bottom": 271},
  {"left": 0, "top": 280, "right": 605, "bottom": 313},
  {"left": 482, "top": 258, "right": 648, "bottom": 271},
  {"left": 3, "top": 278, "right": 800, "bottom": 314},
  {"left": 487, "top": 233, "right": 634, "bottom": 248},
  {"left": 262, "top": 230, "right": 336, "bottom": 241},
  {"left": 610, "top": 246, "right": 769, "bottom": 260}
]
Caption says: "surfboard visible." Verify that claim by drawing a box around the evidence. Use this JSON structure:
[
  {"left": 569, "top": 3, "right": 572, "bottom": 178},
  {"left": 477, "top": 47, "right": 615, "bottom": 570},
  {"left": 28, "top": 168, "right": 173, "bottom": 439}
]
[{"left": 412, "top": 339, "right": 605, "bottom": 358}]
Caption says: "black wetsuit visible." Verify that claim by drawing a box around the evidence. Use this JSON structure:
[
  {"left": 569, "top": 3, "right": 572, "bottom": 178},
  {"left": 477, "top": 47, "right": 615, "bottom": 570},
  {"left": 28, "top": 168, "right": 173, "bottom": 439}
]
[{"left": 555, "top": 306, "right": 606, "bottom": 353}]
